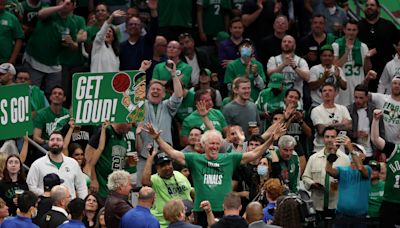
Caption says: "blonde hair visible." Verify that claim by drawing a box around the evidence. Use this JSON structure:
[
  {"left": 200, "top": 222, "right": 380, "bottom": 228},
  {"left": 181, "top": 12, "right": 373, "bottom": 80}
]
[
  {"left": 0, "top": 153, "right": 8, "bottom": 180},
  {"left": 163, "top": 199, "right": 185, "bottom": 223}
]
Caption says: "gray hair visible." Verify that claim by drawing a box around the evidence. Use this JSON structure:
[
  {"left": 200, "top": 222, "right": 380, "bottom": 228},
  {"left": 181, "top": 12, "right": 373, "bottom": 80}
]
[
  {"left": 278, "top": 135, "right": 297, "bottom": 148},
  {"left": 107, "top": 170, "right": 131, "bottom": 191},
  {"left": 51, "top": 185, "right": 69, "bottom": 204},
  {"left": 200, "top": 130, "right": 223, "bottom": 147}
]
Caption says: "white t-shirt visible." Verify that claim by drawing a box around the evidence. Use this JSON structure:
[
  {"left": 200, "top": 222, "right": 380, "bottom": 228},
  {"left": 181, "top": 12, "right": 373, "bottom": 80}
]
[
  {"left": 267, "top": 54, "right": 309, "bottom": 96},
  {"left": 185, "top": 54, "right": 200, "bottom": 87},
  {"left": 371, "top": 93, "right": 400, "bottom": 144},
  {"left": 356, "top": 108, "right": 373, "bottom": 157},
  {"left": 311, "top": 103, "right": 352, "bottom": 151},
  {"left": 332, "top": 42, "right": 368, "bottom": 107},
  {"left": 309, "top": 64, "right": 346, "bottom": 106}
]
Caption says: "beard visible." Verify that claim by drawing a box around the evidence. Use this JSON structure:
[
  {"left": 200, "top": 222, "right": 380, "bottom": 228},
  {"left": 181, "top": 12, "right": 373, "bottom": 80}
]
[
  {"left": 365, "top": 11, "right": 379, "bottom": 20},
  {"left": 49, "top": 147, "right": 63, "bottom": 155}
]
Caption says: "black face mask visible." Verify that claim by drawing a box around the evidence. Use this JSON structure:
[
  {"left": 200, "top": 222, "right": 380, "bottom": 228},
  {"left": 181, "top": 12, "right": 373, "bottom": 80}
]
[{"left": 49, "top": 147, "right": 63, "bottom": 155}]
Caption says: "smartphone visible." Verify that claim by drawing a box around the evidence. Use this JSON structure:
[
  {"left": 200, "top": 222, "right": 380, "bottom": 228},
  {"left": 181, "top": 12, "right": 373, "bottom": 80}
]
[
  {"left": 337, "top": 131, "right": 347, "bottom": 145},
  {"left": 166, "top": 61, "right": 173, "bottom": 70}
]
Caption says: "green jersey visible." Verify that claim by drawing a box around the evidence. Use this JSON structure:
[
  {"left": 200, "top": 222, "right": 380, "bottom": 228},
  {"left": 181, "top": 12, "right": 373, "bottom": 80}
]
[
  {"left": 181, "top": 109, "right": 227, "bottom": 136},
  {"left": 33, "top": 106, "right": 70, "bottom": 140},
  {"left": 277, "top": 148, "right": 300, "bottom": 193},
  {"left": 198, "top": 0, "right": 231, "bottom": 36},
  {"left": 93, "top": 126, "right": 132, "bottom": 198},
  {"left": 176, "top": 89, "right": 195, "bottom": 122},
  {"left": 224, "top": 58, "right": 266, "bottom": 101},
  {"left": 368, "top": 180, "right": 385, "bottom": 218},
  {"left": 26, "top": 13, "right": 77, "bottom": 66},
  {"left": 184, "top": 152, "right": 243, "bottom": 211},
  {"left": 20, "top": 0, "right": 47, "bottom": 28},
  {"left": 0, "top": 10, "right": 24, "bottom": 63},
  {"left": 158, "top": 0, "right": 192, "bottom": 28},
  {"left": 59, "top": 14, "right": 86, "bottom": 67},
  {"left": 150, "top": 171, "right": 192, "bottom": 228},
  {"left": 152, "top": 61, "right": 192, "bottom": 88},
  {"left": 255, "top": 88, "right": 286, "bottom": 113},
  {"left": 384, "top": 144, "right": 400, "bottom": 203}
]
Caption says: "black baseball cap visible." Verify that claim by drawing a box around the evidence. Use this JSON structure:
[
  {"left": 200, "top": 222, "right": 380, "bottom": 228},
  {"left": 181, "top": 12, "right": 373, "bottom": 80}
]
[
  {"left": 368, "top": 160, "right": 381, "bottom": 170},
  {"left": 154, "top": 152, "right": 172, "bottom": 165},
  {"left": 43, "top": 173, "right": 64, "bottom": 191}
]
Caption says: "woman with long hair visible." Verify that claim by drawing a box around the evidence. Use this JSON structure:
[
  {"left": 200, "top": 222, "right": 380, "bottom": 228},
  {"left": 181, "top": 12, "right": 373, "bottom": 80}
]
[
  {"left": 90, "top": 10, "right": 125, "bottom": 73},
  {"left": 83, "top": 193, "right": 102, "bottom": 228},
  {"left": 0, "top": 155, "right": 28, "bottom": 216}
]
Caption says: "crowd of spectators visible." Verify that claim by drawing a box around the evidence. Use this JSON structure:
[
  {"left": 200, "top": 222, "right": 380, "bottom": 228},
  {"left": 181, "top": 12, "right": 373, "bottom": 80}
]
[{"left": 0, "top": 0, "right": 400, "bottom": 227}]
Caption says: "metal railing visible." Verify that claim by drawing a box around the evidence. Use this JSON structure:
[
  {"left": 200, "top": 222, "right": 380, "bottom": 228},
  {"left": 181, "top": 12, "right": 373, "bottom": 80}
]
[
  {"left": 22, "top": 138, "right": 48, "bottom": 171},
  {"left": 353, "top": 0, "right": 400, "bottom": 28}
]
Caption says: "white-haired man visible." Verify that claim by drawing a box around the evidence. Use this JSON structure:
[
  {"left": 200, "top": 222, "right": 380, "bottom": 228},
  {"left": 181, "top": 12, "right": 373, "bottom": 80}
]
[
  {"left": 104, "top": 170, "right": 132, "bottom": 228},
  {"left": 275, "top": 135, "right": 300, "bottom": 193},
  {"left": 144, "top": 122, "right": 286, "bottom": 227}
]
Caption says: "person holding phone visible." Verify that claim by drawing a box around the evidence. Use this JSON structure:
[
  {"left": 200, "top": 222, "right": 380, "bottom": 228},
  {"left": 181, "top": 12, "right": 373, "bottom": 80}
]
[{"left": 303, "top": 126, "right": 350, "bottom": 227}]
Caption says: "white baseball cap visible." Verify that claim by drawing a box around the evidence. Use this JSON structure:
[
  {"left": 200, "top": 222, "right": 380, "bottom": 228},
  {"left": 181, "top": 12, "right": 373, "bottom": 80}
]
[{"left": 0, "top": 63, "right": 16, "bottom": 75}]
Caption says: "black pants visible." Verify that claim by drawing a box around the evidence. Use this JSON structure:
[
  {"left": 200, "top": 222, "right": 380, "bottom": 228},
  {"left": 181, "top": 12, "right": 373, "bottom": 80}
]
[
  {"left": 316, "top": 208, "right": 336, "bottom": 228},
  {"left": 194, "top": 211, "right": 224, "bottom": 228},
  {"left": 380, "top": 200, "right": 400, "bottom": 227}
]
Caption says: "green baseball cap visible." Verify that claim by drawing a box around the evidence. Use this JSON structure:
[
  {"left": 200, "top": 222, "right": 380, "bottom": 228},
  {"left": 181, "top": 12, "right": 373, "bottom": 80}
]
[
  {"left": 320, "top": 44, "right": 334, "bottom": 53},
  {"left": 268, "top": 73, "right": 284, "bottom": 89},
  {"left": 214, "top": 31, "right": 229, "bottom": 42},
  {"left": 200, "top": 68, "right": 212, "bottom": 77}
]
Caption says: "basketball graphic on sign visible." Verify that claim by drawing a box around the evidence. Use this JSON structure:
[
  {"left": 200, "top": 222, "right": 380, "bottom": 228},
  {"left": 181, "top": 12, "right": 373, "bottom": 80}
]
[{"left": 112, "top": 73, "right": 131, "bottom": 93}]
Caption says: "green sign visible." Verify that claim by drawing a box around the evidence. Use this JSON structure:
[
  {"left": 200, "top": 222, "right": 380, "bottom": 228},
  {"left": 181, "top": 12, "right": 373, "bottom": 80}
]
[
  {"left": 72, "top": 71, "right": 146, "bottom": 125},
  {"left": 0, "top": 84, "right": 33, "bottom": 140}
]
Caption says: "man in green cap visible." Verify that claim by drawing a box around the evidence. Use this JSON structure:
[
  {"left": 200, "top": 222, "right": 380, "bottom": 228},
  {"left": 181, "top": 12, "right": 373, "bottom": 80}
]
[
  {"left": 256, "top": 73, "right": 286, "bottom": 127},
  {"left": 309, "top": 44, "right": 347, "bottom": 107}
]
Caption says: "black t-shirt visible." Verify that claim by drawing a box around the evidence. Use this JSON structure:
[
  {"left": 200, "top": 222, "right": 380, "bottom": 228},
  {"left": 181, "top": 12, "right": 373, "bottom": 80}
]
[
  {"left": 60, "top": 124, "right": 97, "bottom": 151},
  {"left": 0, "top": 180, "right": 28, "bottom": 216},
  {"left": 259, "top": 35, "right": 283, "bottom": 67},
  {"left": 242, "top": 0, "right": 276, "bottom": 47},
  {"left": 358, "top": 18, "right": 399, "bottom": 74},
  {"left": 211, "top": 215, "right": 248, "bottom": 228},
  {"left": 296, "top": 33, "right": 332, "bottom": 67}
]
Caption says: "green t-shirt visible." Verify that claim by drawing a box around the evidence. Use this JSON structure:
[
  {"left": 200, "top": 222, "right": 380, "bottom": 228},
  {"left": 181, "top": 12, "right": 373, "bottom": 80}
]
[
  {"left": 152, "top": 61, "right": 192, "bottom": 88},
  {"left": 199, "top": 0, "right": 231, "bottom": 36},
  {"left": 26, "top": 13, "right": 77, "bottom": 66},
  {"left": 20, "top": 0, "right": 47, "bottom": 28},
  {"left": 59, "top": 14, "right": 86, "bottom": 67},
  {"left": 383, "top": 145, "right": 400, "bottom": 203},
  {"left": 224, "top": 58, "right": 266, "bottom": 101},
  {"left": 29, "top": 85, "right": 49, "bottom": 112},
  {"left": 0, "top": 10, "right": 24, "bottom": 63},
  {"left": 180, "top": 109, "right": 227, "bottom": 137},
  {"left": 176, "top": 89, "right": 195, "bottom": 122},
  {"left": 33, "top": 106, "right": 70, "bottom": 140},
  {"left": 184, "top": 152, "right": 243, "bottom": 211},
  {"left": 277, "top": 149, "right": 300, "bottom": 193},
  {"left": 150, "top": 171, "right": 192, "bottom": 228},
  {"left": 368, "top": 180, "right": 385, "bottom": 218},
  {"left": 158, "top": 0, "right": 192, "bottom": 28}
]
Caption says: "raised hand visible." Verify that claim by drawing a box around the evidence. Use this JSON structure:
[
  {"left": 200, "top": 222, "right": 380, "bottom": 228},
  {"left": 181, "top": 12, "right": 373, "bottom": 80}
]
[
  {"left": 139, "top": 60, "right": 152, "bottom": 72},
  {"left": 111, "top": 9, "right": 126, "bottom": 18},
  {"left": 68, "top": 118, "right": 76, "bottom": 129},
  {"left": 196, "top": 100, "right": 210, "bottom": 117},
  {"left": 147, "top": 0, "right": 158, "bottom": 10},
  {"left": 102, "top": 120, "right": 110, "bottom": 129},
  {"left": 272, "top": 123, "right": 287, "bottom": 141},
  {"left": 373, "top": 109, "right": 383, "bottom": 120},
  {"left": 143, "top": 122, "right": 162, "bottom": 139}
]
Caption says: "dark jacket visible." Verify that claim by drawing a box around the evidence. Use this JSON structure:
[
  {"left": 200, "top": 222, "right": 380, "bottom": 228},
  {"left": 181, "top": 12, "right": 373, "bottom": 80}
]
[
  {"left": 181, "top": 47, "right": 214, "bottom": 72},
  {"left": 347, "top": 102, "right": 385, "bottom": 155},
  {"left": 104, "top": 191, "right": 132, "bottom": 228},
  {"left": 39, "top": 207, "right": 68, "bottom": 228}
]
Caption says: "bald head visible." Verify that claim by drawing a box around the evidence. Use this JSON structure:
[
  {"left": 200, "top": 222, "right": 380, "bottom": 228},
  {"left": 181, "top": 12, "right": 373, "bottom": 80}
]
[
  {"left": 138, "top": 186, "right": 155, "bottom": 202},
  {"left": 281, "top": 35, "right": 296, "bottom": 53},
  {"left": 245, "top": 202, "right": 264, "bottom": 224},
  {"left": 51, "top": 185, "right": 70, "bottom": 208}
]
